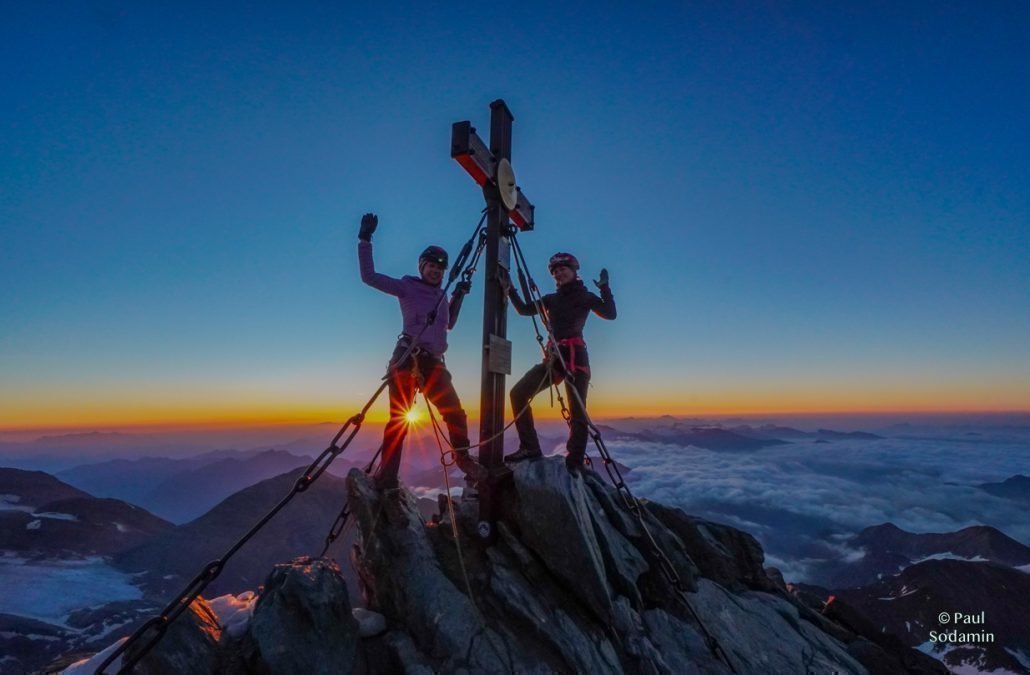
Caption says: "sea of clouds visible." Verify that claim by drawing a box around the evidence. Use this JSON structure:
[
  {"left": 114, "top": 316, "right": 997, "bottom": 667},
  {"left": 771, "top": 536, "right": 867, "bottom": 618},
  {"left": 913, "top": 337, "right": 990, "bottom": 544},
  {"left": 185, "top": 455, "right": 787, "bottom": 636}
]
[{"left": 588, "top": 427, "right": 1030, "bottom": 582}]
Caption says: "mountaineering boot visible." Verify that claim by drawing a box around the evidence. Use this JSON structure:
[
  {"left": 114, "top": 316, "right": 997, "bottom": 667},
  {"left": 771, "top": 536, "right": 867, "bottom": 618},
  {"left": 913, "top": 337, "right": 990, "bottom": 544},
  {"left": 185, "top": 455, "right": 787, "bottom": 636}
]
[
  {"left": 454, "top": 448, "right": 487, "bottom": 485},
  {"left": 504, "top": 446, "right": 543, "bottom": 463},
  {"left": 565, "top": 452, "right": 586, "bottom": 474}
]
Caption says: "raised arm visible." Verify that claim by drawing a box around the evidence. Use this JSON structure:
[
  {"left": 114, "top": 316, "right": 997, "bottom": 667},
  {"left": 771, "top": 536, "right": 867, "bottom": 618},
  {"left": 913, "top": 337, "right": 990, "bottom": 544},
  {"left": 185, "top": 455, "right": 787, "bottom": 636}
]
[
  {"left": 357, "top": 213, "right": 405, "bottom": 297},
  {"left": 589, "top": 268, "right": 617, "bottom": 319}
]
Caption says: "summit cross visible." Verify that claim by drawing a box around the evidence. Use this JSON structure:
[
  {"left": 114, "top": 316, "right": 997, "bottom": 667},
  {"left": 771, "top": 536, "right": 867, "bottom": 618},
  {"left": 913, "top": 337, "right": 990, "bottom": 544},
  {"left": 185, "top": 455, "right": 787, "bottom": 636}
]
[{"left": 451, "top": 99, "right": 535, "bottom": 538}]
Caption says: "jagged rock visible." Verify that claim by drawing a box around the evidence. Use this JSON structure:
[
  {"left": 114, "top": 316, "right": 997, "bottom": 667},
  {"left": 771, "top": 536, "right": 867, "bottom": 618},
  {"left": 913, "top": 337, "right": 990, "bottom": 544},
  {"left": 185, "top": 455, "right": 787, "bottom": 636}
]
[
  {"left": 345, "top": 463, "right": 911, "bottom": 675},
  {"left": 764, "top": 565, "right": 787, "bottom": 590},
  {"left": 352, "top": 608, "right": 386, "bottom": 637},
  {"left": 484, "top": 537, "right": 623, "bottom": 674},
  {"left": 506, "top": 458, "right": 616, "bottom": 622},
  {"left": 648, "top": 502, "right": 774, "bottom": 592},
  {"left": 346, "top": 472, "right": 535, "bottom": 673},
  {"left": 823, "top": 597, "right": 950, "bottom": 675},
  {"left": 123, "top": 597, "right": 222, "bottom": 675},
  {"left": 376, "top": 630, "right": 436, "bottom": 674},
  {"left": 45, "top": 452, "right": 960, "bottom": 675},
  {"left": 239, "top": 556, "right": 359, "bottom": 675}
]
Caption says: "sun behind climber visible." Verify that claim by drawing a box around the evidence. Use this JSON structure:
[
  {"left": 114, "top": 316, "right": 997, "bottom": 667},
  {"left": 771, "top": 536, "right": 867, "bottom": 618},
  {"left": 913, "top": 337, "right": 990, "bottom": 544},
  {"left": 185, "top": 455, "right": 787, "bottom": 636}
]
[{"left": 357, "top": 212, "right": 485, "bottom": 490}]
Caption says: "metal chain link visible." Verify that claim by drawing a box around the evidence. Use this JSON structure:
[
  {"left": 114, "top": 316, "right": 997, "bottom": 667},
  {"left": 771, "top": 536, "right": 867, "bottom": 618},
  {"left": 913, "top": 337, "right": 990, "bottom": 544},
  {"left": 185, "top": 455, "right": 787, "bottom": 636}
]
[
  {"left": 508, "top": 233, "right": 738, "bottom": 674},
  {"left": 97, "top": 213, "right": 490, "bottom": 675}
]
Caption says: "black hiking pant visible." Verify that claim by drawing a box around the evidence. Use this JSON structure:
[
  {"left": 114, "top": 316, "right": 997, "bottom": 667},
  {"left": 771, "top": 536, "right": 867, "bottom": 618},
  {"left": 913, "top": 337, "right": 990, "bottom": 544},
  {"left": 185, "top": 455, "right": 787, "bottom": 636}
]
[
  {"left": 510, "top": 348, "right": 591, "bottom": 459},
  {"left": 374, "top": 351, "right": 469, "bottom": 488}
]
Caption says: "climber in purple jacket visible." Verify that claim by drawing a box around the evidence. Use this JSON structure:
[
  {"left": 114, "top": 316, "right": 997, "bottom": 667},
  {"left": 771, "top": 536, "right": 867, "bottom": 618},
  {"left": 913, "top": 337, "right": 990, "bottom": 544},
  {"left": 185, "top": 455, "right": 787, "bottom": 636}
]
[{"left": 357, "top": 213, "right": 484, "bottom": 490}]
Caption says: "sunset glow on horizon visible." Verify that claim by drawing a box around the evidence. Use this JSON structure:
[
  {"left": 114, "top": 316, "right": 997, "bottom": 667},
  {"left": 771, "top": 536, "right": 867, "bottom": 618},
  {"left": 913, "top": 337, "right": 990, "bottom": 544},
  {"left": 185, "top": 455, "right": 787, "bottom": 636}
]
[
  {"left": 3, "top": 387, "right": 1028, "bottom": 435},
  {"left": 2, "top": 4, "right": 1027, "bottom": 438}
]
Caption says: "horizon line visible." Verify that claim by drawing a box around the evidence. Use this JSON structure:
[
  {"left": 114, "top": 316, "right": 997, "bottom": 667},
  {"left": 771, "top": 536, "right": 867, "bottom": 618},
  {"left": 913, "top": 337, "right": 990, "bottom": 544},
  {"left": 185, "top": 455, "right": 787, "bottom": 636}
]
[{"left": 3, "top": 408, "right": 1029, "bottom": 437}]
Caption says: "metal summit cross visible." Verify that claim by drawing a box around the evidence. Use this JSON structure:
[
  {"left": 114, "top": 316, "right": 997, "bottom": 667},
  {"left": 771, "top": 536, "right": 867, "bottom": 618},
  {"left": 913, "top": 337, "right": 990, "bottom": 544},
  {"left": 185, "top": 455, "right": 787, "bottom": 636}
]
[{"left": 451, "top": 99, "right": 535, "bottom": 539}]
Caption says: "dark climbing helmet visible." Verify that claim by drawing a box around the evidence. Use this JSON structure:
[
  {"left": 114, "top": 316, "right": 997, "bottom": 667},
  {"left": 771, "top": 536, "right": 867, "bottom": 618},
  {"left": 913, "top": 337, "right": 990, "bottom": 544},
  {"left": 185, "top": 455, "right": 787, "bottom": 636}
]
[
  {"left": 419, "top": 245, "right": 449, "bottom": 270},
  {"left": 548, "top": 252, "right": 580, "bottom": 273}
]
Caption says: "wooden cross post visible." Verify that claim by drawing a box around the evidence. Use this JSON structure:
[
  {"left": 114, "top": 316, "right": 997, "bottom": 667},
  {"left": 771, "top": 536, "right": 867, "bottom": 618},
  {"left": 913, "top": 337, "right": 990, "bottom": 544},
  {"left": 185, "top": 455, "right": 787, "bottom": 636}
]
[{"left": 451, "top": 99, "right": 535, "bottom": 539}]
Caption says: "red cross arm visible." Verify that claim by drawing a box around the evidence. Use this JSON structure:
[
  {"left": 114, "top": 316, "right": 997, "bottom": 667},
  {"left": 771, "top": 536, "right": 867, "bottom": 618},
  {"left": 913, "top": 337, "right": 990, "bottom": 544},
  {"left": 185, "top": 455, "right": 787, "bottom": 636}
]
[{"left": 451, "top": 121, "right": 535, "bottom": 231}]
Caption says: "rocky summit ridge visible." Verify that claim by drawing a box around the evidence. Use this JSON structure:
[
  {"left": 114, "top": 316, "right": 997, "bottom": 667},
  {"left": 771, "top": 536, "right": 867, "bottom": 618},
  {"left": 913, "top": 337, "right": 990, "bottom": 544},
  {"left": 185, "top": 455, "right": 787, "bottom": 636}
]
[{"left": 72, "top": 458, "right": 947, "bottom": 674}]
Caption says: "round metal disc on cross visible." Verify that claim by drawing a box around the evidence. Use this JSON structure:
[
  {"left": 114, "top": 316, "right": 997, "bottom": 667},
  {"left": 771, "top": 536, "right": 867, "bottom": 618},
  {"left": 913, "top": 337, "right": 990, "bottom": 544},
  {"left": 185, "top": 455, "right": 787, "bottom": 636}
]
[{"left": 495, "top": 158, "right": 518, "bottom": 210}]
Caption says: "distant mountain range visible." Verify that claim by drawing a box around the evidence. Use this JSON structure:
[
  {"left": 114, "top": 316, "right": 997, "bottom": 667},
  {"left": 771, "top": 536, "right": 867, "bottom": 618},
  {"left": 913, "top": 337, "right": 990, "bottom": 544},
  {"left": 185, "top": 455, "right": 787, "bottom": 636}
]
[
  {"left": 590, "top": 422, "right": 883, "bottom": 452},
  {"left": 789, "top": 521, "right": 1030, "bottom": 675},
  {"left": 808, "top": 521, "right": 1030, "bottom": 589},
  {"left": 728, "top": 425, "right": 883, "bottom": 441},
  {"left": 0, "top": 465, "right": 349, "bottom": 675},
  {"left": 115, "top": 467, "right": 352, "bottom": 598},
  {"left": 0, "top": 468, "right": 172, "bottom": 557},
  {"left": 55, "top": 449, "right": 354, "bottom": 523},
  {"left": 978, "top": 474, "right": 1030, "bottom": 504},
  {"left": 594, "top": 423, "right": 789, "bottom": 451}
]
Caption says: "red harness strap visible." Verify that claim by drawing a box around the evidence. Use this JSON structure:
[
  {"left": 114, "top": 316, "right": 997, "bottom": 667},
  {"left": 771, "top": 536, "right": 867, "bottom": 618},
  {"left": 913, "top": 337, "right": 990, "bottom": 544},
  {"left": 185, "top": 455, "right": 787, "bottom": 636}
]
[{"left": 548, "top": 336, "right": 589, "bottom": 379}]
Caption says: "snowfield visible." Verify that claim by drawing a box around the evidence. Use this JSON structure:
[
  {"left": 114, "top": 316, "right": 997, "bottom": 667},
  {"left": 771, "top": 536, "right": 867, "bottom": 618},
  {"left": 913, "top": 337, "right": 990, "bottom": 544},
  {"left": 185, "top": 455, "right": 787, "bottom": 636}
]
[{"left": 0, "top": 555, "right": 142, "bottom": 624}]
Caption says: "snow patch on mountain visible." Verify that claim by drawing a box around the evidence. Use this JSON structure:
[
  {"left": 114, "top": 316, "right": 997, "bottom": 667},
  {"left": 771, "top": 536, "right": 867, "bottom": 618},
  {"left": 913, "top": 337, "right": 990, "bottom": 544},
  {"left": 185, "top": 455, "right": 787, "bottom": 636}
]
[
  {"left": 0, "top": 556, "right": 142, "bottom": 624},
  {"left": 34, "top": 511, "right": 79, "bottom": 521},
  {"left": 911, "top": 552, "right": 989, "bottom": 564},
  {"left": 61, "top": 637, "right": 125, "bottom": 675},
  {"left": 208, "top": 591, "right": 256, "bottom": 638}
]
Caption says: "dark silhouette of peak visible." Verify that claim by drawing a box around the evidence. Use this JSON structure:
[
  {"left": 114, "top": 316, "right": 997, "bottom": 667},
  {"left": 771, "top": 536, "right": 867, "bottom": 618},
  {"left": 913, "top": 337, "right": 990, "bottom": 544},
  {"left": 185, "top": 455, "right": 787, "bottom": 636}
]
[
  {"left": 836, "top": 559, "right": 1030, "bottom": 674},
  {"left": 115, "top": 467, "right": 349, "bottom": 598},
  {"left": 730, "top": 424, "right": 809, "bottom": 438},
  {"left": 0, "top": 484, "right": 171, "bottom": 557},
  {"left": 729, "top": 425, "right": 883, "bottom": 441},
  {"left": 0, "top": 468, "right": 91, "bottom": 507},
  {"left": 978, "top": 474, "right": 1030, "bottom": 503},
  {"left": 815, "top": 428, "right": 882, "bottom": 439},
  {"left": 604, "top": 424, "right": 788, "bottom": 451},
  {"left": 138, "top": 449, "right": 316, "bottom": 523},
  {"left": 853, "top": 522, "right": 1030, "bottom": 567},
  {"left": 810, "top": 522, "right": 1030, "bottom": 589},
  {"left": 677, "top": 426, "right": 789, "bottom": 451},
  {"left": 31, "top": 431, "right": 132, "bottom": 445}
]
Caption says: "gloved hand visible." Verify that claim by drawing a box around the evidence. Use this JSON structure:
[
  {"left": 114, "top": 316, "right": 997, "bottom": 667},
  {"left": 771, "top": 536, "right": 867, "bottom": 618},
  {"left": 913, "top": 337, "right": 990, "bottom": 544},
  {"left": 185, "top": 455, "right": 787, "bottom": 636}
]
[
  {"left": 454, "top": 280, "right": 472, "bottom": 296},
  {"left": 359, "top": 213, "right": 378, "bottom": 242},
  {"left": 498, "top": 271, "right": 513, "bottom": 295},
  {"left": 594, "top": 268, "right": 609, "bottom": 289}
]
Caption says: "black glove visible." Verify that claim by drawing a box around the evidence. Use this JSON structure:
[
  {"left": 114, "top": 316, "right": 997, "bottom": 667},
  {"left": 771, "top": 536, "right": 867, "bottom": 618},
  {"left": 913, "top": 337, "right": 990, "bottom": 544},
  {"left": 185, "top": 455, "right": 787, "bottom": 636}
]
[
  {"left": 358, "top": 213, "right": 378, "bottom": 242},
  {"left": 594, "top": 268, "right": 609, "bottom": 289},
  {"left": 454, "top": 280, "right": 472, "bottom": 296}
]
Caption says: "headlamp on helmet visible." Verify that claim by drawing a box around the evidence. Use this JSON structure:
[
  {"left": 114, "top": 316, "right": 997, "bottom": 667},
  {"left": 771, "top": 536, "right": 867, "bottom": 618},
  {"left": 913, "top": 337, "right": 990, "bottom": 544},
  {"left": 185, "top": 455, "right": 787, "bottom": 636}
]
[{"left": 419, "top": 245, "right": 449, "bottom": 270}]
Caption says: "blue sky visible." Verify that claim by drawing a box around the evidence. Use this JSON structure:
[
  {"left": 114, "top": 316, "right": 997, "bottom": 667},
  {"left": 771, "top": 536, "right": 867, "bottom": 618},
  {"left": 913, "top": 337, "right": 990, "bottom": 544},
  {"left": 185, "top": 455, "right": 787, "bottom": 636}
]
[{"left": 2, "top": 1, "right": 1029, "bottom": 428}]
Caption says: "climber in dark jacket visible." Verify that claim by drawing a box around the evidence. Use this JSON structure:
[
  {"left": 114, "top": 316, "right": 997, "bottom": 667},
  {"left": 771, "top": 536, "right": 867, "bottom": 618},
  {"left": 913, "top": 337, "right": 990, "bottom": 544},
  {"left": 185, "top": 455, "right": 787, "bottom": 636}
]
[
  {"left": 504, "top": 252, "right": 617, "bottom": 472},
  {"left": 357, "top": 213, "right": 483, "bottom": 490}
]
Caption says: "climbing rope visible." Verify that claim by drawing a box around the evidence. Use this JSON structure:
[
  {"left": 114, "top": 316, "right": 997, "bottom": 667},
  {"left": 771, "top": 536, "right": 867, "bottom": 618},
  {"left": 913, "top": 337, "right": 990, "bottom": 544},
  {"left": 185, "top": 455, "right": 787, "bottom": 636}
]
[
  {"left": 422, "top": 392, "right": 517, "bottom": 672},
  {"left": 96, "top": 212, "right": 490, "bottom": 675},
  {"left": 508, "top": 232, "right": 739, "bottom": 674},
  {"left": 423, "top": 364, "right": 552, "bottom": 457}
]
